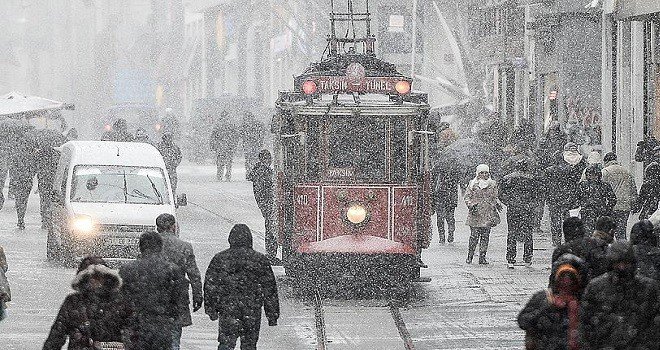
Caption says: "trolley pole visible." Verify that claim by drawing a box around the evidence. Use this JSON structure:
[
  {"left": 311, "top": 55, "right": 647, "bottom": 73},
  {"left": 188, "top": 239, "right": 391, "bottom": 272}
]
[{"left": 410, "top": 0, "right": 418, "bottom": 78}]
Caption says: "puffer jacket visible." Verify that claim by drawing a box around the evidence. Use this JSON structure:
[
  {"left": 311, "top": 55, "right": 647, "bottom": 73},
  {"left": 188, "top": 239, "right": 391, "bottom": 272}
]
[
  {"left": 464, "top": 180, "right": 500, "bottom": 228},
  {"left": 601, "top": 160, "right": 638, "bottom": 212}
]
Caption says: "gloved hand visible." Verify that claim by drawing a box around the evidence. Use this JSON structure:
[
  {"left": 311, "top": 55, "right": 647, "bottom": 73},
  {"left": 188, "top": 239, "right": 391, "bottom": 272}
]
[
  {"left": 268, "top": 318, "right": 278, "bottom": 326},
  {"left": 207, "top": 312, "right": 219, "bottom": 321},
  {"left": 193, "top": 297, "right": 203, "bottom": 312}
]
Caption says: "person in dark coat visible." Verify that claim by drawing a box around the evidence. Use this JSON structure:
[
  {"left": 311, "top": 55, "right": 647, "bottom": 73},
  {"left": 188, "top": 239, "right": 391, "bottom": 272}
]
[
  {"left": 156, "top": 213, "right": 203, "bottom": 349},
  {"left": 204, "top": 224, "right": 280, "bottom": 350},
  {"left": 210, "top": 114, "right": 238, "bottom": 182},
  {"left": 552, "top": 217, "right": 589, "bottom": 263},
  {"left": 518, "top": 254, "right": 588, "bottom": 350},
  {"left": 583, "top": 216, "right": 617, "bottom": 279},
  {"left": 580, "top": 241, "right": 660, "bottom": 349},
  {"left": 635, "top": 134, "right": 660, "bottom": 165},
  {"left": 577, "top": 164, "right": 617, "bottom": 234},
  {"left": 500, "top": 159, "right": 541, "bottom": 268},
  {"left": 634, "top": 162, "right": 660, "bottom": 220},
  {"left": 156, "top": 132, "right": 183, "bottom": 195},
  {"left": 631, "top": 219, "right": 660, "bottom": 281},
  {"left": 119, "top": 232, "right": 185, "bottom": 350},
  {"left": 241, "top": 113, "right": 266, "bottom": 176},
  {"left": 12, "top": 132, "right": 37, "bottom": 229},
  {"left": 544, "top": 143, "right": 588, "bottom": 246},
  {"left": 247, "top": 150, "right": 279, "bottom": 264},
  {"left": 0, "top": 245, "right": 9, "bottom": 321},
  {"left": 35, "top": 132, "right": 66, "bottom": 230},
  {"left": 431, "top": 147, "right": 460, "bottom": 244},
  {"left": 43, "top": 257, "right": 133, "bottom": 350},
  {"left": 101, "top": 119, "right": 135, "bottom": 142}
]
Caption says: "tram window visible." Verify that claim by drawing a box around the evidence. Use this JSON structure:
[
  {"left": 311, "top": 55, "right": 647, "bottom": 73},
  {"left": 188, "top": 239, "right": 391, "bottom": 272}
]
[
  {"left": 306, "top": 118, "right": 321, "bottom": 181},
  {"left": 326, "top": 117, "right": 387, "bottom": 182},
  {"left": 392, "top": 119, "right": 407, "bottom": 182}
]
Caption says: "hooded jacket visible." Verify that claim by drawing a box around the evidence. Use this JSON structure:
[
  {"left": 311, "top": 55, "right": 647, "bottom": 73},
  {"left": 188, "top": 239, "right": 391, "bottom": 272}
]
[
  {"left": 43, "top": 264, "right": 133, "bottom": 350},
  {"left": 580, "top": 242, "right": 660, "bottom": 349},
  {"left": 518, "top": 254, "right": 588, "bottom": 350},
  {"left": 204, "top": 224, "right": 280, "bottom": 338},
  {"left": 577, "top": 165, "right": 617, "bottom": 217}
]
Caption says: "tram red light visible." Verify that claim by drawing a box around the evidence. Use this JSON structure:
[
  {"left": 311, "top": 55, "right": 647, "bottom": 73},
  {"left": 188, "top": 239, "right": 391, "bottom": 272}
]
[
  {"left": 346, "top": 204, "right": 367, "bottom": 224},
  {"left": 395, "top": 81, "right": 411, "bottom": 95},
  {"left": 302, "top": 80, "right": 318, "bottom": 95}
]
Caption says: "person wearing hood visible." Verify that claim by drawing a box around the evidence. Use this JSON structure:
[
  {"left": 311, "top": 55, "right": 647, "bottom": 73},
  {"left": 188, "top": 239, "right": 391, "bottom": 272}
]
[
  {"left": 204, "top": 224, "right": 280, "bottom": 350},
  {"left": 577, "top": 164, "right": 617, "bottom": 234},
  {"left": 631, "top": 220, "right": 660, "bottom": 280},
  {"left": 500, "top": 159, "right": 541, "bottom": 268},
  {"left": 634, "top": 162, "right": 660, "bottom": 220},
  {"left": 43, "top": 257, "right": 133, "bottom": 350},
  {"left": 601, "top": 152, "right": 638, "bottom": 240},
  {"left": 580, "top": 241, "right": 660, "bottom": 349},
  {"left": 464, "top": 164, "right": 501, "bottom": 265},
  {"left": 518, "top": 254, "right": 588, "bottom": 350},
  {"left": 119, "top": 232, "right": 185, "bottom": 350}
]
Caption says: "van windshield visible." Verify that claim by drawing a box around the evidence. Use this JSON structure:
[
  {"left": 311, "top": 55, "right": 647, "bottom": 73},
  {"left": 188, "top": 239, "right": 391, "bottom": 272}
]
[{"left": 70, "top": 165, "right": 170, "bottom": 205}]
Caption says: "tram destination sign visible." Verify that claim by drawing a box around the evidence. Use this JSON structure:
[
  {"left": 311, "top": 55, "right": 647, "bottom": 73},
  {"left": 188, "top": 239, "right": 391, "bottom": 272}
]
[{"left": 302, "top": 62, "right": 411, "bottom": 95}]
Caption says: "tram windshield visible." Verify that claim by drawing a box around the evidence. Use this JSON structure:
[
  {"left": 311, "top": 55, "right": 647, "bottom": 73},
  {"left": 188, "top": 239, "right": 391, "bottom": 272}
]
[{"left": 325, "top": 117, "right": 388, "bottom": 181}]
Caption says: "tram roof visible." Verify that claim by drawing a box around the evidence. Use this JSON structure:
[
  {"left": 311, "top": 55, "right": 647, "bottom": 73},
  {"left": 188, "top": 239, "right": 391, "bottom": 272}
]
[{"left": 276, "top": 92, "right": 430, "bottom": 116}]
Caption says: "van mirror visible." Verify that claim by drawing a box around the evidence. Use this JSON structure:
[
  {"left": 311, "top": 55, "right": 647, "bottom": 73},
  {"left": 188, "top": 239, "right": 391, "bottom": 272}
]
[{"left": 176, "top": 193, "right": 188, "bottom": 207}]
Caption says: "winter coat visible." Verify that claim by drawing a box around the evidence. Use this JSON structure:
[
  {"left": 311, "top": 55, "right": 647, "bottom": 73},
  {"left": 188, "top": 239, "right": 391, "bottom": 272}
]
[
  {"left": 518, "top": 255, "right": 588, "bottom": 350},
  {"left": 204, "top": 226, "right": 280, "bottom": 337},
  {"left": 160, "top": 232, "right": 203, "bottom": 327},
  {"left": 464, "top": 180, "right": 500, "bottom": 228},
  {"left": 119, "top": 253, "right": 184, "bottom": 334},
  {"left": 11, "top": 134, "right": 37, "bottom": 184},
  {"left": 634, "top": 244, "right": 660, "bottom": 281},
  {"left": 601, "top": 161, "right": 638, "bottom": 212},
  {"left": 0, "top": 245, "right": 9, "bottom": 304},
  {"left": 636, "top": 164, "right": 660, "bottom": 219},
  {"left": 544, "top": 160, "right": 587, "bottom": 208},
  {"left": 499, "top": 171, "right": 541, "bottom": 211},
  {"left": 156, "top": 141, "right": 182, "bottom": 172},
  {"left": 500, "top": 152, "right": 539, "bottom": 178},
  {"left": 240, "top": 119, "right": 266, "bottom": 153},
  {"left": 43, "top": 265, "right": 133, "bottom": 350},
  {"left": 577, "top": 180, "right": 617, "bottom": 217},
  {"left": 247, "top": 161, "right": 274, "bottom": 214},
  {"left": 210, "top": 123, "right": 238, "bottom": 155},
  {"left": 552, "top": 235, "right": 609, "bottom": 280},
  {"left": 580, "top": 272, "right": 660, "bottom": 349},
  {"left": 431, "top": 149, "right": 460, "bottom": 208}
]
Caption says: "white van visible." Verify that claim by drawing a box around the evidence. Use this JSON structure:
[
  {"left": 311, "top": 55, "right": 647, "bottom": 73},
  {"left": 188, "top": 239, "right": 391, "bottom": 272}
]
[{"left": 47, "top": 141, "right": 186, "bottom": 264}]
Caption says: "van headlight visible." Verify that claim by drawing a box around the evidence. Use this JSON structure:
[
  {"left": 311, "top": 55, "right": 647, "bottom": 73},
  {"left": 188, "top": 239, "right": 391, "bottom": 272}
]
[{"left": 71, "top": 215, "right": 97, "bottom": 236}]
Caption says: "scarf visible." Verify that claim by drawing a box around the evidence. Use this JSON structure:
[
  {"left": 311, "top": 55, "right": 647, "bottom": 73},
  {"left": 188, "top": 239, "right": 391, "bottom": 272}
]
[
  {"left": 563, "top": 151, "right": 583, "bottom": 166},
  {"left": 546, "top": 290, "right": 580, "bottom": 350},
  {"left": 470, "top": 164, "right": 495, "bottom": 189}
]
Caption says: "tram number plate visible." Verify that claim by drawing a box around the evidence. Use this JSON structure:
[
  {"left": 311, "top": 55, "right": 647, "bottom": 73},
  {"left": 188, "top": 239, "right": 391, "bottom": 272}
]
[{"left": 106, "top": 237, "right": 138, "bottom": 246}]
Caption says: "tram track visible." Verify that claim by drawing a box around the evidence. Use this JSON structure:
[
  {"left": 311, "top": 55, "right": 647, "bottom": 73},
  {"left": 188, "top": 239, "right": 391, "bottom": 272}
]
[{"left": 313, "top": 288, "right": 416, "bottom": 350}]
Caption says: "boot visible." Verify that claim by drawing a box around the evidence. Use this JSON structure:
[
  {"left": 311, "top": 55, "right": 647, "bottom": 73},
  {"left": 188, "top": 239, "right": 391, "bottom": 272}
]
[
  {"left": 466, "top": 250, "right": 474, "bottom": 264},
  {"left": 478, "top": 253, "right": 488, "bottom": 265}
]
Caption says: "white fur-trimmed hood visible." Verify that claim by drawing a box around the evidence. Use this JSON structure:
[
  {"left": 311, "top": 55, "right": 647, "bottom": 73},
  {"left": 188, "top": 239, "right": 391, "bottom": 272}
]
[{"left": 71, "top": 264, "right": 123, "bottom": 292}]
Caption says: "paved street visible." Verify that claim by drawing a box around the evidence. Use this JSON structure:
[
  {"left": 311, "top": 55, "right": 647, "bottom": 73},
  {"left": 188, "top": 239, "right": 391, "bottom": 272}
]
[{"left": 0, "top": 161, "right": 553, "bottom": 349}]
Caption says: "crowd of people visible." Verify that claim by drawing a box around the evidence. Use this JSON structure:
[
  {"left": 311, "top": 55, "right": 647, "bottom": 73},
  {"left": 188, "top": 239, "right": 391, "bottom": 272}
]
[{"left": 37, "top": 215, "right": 279, "bottom": 350}]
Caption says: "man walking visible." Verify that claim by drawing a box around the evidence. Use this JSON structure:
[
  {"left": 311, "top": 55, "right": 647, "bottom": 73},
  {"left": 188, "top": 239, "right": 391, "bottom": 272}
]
[
  {"left": 204, "top": 224, "right": 280, "bottom": 350},
  {"left": 247, "top": 150, "right": 279, "bottom": 264},
  {"left": 577, "top": 164, "right": 617, "bottom": 234},
  {"left": 157, "top": 132, "right": 183, "bottom": 195},
  {"left": 500, "top": 159, "right": 541, "bottom": 268},
  {"left": 120, "top": 231, "right": 185, "bottom": 350},
  {"left": 240, "top": 113, "right": 265, "bottom": 176},
  {"left": 432, "top": 147, "right": 460, "bottom": 244},
  {"left": 156, "top": 213, "right": 203, "bottom": 350},
  {"left": 210, "top": 112, "right": 238, "bottom": 182},
  {"left": 601, "top": 152, "right": 637, "bottom": 239}
]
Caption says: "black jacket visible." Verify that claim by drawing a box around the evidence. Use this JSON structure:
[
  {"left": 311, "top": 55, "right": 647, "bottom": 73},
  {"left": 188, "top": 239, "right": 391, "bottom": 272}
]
[
  {"left": 552, "top": 232, "right": 611, "bottom": 280},
  {"left": 247, "top": 162, "right": 274, "bottom": 213},
  {"left": 43, "top": 265, "right": 132, "bottom": 350},
  {"left": 636, "top": 165, "right": 660, "bottom": 219},
  {"left": 431, "top": 149, "right": 460, "bottom": 208},
  {"left": 544, "top": 160, "right": 587, "bottom": 208},
  {"left": 577, "top": 180, "right": 617, "bottom": 217},
  {"left": 204, "top": 226, "right": 279, "bottom": 331},
  {"left": 156, "top": 142, "right": 182, "bottom": 172},
  {"left": 499, "top": 171, "right": 541, "bottom": 211}
]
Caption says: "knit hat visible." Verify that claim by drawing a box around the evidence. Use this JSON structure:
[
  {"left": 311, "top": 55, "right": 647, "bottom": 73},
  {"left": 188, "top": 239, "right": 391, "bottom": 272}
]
[
  {"left": 564, "top": 142, "right": 579, "bottom": 152},
  {"left": 475, "top": 164, "right": 490, "bottom": 175}
]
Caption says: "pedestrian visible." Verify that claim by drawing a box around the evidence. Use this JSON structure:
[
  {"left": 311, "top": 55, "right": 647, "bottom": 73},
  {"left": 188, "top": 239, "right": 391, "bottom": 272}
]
[
  {"left": 0, "top": 244, "right": 10, "bottom": 322},
  {"left": 43, "top": 257, "right": 132, "bottom": 349},
  {"left": 580, "top": 241, "right": 660, "bottom": 349},
  {"left": 577, "top": 164, "right": 617, "bottom": 234},
  {"left": 634, "top": 162, "right": 660, "bottom": 220},
  {"left": 156, "top": 213, "right": 203, "bottom": 350},
  {"left": 240, "top": 112, "right": 266, "bottom": 176},
  {"left": 630, "top": 219, "right": 660, "bottom": 280},
  {"left": 578, "top": 150, "right": 602, "bottom": 181},
  {"left": 204, "top": 224, "right": 280, "bottom": 350},
  {"left": 210, "top": 114, "right": 238, "bottom": 182},
  {"left": 535, "top": 121, "right": 568, "bottom": 171},
  {"left": 35, "top": 132, "right": 66, "bottom": 230},
  {"left": 464, "top": 164, "right": 501, "bottom": 265},
  {"left": 134, "top": 128, "right": 152, "bottom": 145},
  {"left": 518, "top": 254, "right": 588, "bottom": 350},
  {"left": 101, "top": 119, "right": 135, "bottom": 142},
  {"left": 12, "top": 132, "right": 37, "bottom": 229},
  {"left": 500, "top": 159, "right": 541, "bottom": 268},
  {"left": 586, "top": 216, "right": 617, "bottom": 279},
  {"left": 635, "top": 134, "right": 660, "bottom": 165},
  {"left": 601, "top": 152, "right": 638, "bottom": 239},
  {"left": 119, "top": 231, "right": 185, "bottom": 350},
  {"left": 544, "top": 143, "right": 588, "bottom": 245},
  {"left": 247, "top": 150, "right": 280, "bottom": 264},
  {"left": 431, "top": 147, "right": 460, "bottom": 244},
  {"left": 552, "top": 217, "right": 589, "bottom": 263},
  {"left": 157, "top": 132, "right": 183, "bottom": 195}
]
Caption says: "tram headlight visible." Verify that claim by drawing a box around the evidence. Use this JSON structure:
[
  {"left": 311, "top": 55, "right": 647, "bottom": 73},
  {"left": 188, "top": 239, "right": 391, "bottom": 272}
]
[
  {"left": 302, "top": 80, "right": 318, "bottom": 95},
  {"left": 346, "top": 204, "right": 367, "bottom": 224},
  {"left": 395, "top": 80, "right": 411, "bottom": 95}
]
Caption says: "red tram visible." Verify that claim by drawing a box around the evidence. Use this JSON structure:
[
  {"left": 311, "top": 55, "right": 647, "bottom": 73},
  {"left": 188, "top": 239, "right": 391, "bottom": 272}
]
[{"left": 273, "top": 2, "right": 432, "bottom": 283}]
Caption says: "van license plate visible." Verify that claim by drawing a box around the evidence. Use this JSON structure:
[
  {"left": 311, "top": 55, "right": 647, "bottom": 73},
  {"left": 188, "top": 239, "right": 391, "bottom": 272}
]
[{"left": 106, "top": 237, "right": 138, "bottom": 246}]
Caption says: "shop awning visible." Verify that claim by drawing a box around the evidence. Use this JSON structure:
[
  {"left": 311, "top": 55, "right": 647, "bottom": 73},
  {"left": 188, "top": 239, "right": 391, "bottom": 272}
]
[{"left": 0, "top": 91, "right": 74, "bottom": 118}]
